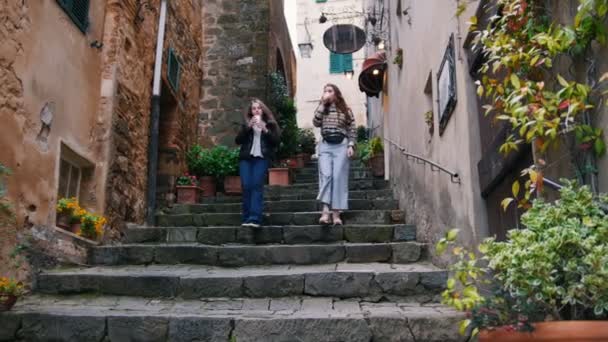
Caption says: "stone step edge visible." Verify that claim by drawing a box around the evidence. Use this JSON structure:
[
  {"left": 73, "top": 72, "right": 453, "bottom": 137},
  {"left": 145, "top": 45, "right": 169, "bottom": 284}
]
[
  {"left": 0, "top": 295, "right": 464, "bottom": 342},
  {"left": 123, "top": 224, "right": 416, "bottom": 244},
  {"left": 36, "top": 263, "right": 447, "bottom": 299},
  {"left": 89, "top": 242, "right": 428, "bottom": 266}
]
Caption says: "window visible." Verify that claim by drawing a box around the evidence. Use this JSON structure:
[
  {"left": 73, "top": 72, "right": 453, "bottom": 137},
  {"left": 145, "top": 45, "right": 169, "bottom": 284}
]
[
  {"left": 56, "top": 0, "right": 89, "bottom": 33},
  {"left": 437, "top": 34, "right": 457, "bottom": 136},
  {"left": 329, "top": 52, "right": 353, "bottom": 74},
  {"left": 57, "top": 143, "right": 94, "bottom": 203},
  {"left": 316, "top": 0, "right": 327, "bottom": 3},
  {"left": 58, "top": 159, "right": 81, "bottom": 199},
  {"left": 167, "top": 48, "right": 181, "bottom": 92}
]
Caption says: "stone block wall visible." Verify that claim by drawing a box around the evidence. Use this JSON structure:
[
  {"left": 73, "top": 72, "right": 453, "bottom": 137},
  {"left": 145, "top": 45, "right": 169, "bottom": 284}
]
[{"left": 199, "top": 0, "right": 296, "bottom": 147}]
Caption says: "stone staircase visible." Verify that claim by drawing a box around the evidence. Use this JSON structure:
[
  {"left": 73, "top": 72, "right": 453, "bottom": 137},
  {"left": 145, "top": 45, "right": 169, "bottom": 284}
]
[{"left": 0, "top": 161, "right": 464, "bottom": 342}]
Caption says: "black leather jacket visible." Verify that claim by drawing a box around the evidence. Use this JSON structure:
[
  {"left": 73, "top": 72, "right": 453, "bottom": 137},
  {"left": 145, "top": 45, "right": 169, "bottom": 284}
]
[{"left": 235, "top": 122, "right": 280, "bottom": 160}]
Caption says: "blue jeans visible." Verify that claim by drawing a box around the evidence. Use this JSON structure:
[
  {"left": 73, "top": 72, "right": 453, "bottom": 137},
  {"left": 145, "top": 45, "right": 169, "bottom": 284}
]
[{"left": 239, "top": 158, "right": 269, "bottom": 224}]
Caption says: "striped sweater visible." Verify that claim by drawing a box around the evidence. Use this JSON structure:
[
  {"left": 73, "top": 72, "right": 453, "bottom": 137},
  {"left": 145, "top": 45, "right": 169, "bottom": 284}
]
[{"left": 313, "top": 103, "right": 356, "bottom": 146}]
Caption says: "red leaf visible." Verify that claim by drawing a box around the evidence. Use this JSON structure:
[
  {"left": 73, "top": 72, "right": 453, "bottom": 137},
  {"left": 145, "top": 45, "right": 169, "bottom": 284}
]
[{"left": 558, "top": 100, "right": 570, "bottom": 110}]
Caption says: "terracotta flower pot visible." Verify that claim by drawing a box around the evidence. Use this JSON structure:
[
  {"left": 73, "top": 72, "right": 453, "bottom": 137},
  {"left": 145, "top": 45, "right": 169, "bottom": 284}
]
[
  {"left": 370, "top": 153, "right": 385, "bottom": 177},
  {"left": 223, "top": 176, "right": 242, "bottom": 195},
  {"left": 71, "top": 223, "right": 82, "bottom": 235},
  {"left": 0, "top": 295, "right": 17, "bottom": 312},
  {"left": 479, "top": 321, "right": 608, "bottom": 342},
  {"left": 198, "top": 176, "right": 216, "bottom": 197},
  {"left": 176, "top": 185, "right": 200, "bottom": 204},
  {"left": 269, "top": 168, "right": 290, "bottom": 186},
  {"left": 295, "top": 154, "right": 309, "bottom": 168},
  {"left": 56, "top": 213, "right": 71, "bottom": 229},
  {"left": 281, "top": 159, "right": 297, "bottom": 169}
]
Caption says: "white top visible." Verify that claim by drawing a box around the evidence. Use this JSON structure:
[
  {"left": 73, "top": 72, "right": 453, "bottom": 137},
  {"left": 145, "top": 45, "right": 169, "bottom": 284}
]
[{"left": 250, "top": 120, "right": 263, "bottom": 158}]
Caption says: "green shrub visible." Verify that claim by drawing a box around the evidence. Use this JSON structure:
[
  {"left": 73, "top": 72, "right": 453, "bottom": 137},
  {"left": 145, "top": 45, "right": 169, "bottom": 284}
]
[
  {"left": 369, "top": 137, "right": 384, "bottom": 157},
  {"left": 357, "top": 126, "right": 369, "bottom": 143},
  {"left": 437, "top": 182, "right": 608, "bottom": 335},
  {"left": 298, "top": 128, "right": 316, "bottom": 155}
]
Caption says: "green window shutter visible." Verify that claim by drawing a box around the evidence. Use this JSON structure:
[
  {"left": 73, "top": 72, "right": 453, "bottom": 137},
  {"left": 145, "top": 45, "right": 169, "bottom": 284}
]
[
  {"left": 329, "top": 52, "right": 343, "bottom": 74},
  {"left": 316, "top": 0, "right": 327, "bottom": 3},
  {"left": 342, "top": 53, "right": 353, "bottom": 71},
  {"left": 168, "top": 48, "right": 181, "bottom": 92},
  {"left": 56, "top": 0, "right": 89, "bottom": 33},
  {"left": 330, "top": 53, "right": 353, "bottom": 73}
]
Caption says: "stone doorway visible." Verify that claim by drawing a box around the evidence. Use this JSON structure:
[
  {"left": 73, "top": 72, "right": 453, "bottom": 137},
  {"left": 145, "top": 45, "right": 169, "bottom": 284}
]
[{"left": 156, "top": 81, "right": 180, "bottom": 208}]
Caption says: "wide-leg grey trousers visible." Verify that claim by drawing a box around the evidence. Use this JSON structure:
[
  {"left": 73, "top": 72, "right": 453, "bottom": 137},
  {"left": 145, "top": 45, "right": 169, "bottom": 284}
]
[{"left": 317, "top": 139, "right": 349, "bottom": 210}]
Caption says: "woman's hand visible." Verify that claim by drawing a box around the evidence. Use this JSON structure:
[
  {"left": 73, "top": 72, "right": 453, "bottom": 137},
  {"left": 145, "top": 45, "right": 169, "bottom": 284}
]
[
  {"left": 321, "top": 93, "right": 333, "bottom": 105},
  {"left": 347, "top": 146, "right": 354, "bottom": 158}
]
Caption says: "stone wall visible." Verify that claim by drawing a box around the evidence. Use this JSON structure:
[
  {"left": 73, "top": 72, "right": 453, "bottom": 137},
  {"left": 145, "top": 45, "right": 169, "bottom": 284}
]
[
  {"left": 0, "top": 0, "right": 202, "bottom": 280},
  {"left": 199, "top": 0, "right": 296, "bottom": 147}
]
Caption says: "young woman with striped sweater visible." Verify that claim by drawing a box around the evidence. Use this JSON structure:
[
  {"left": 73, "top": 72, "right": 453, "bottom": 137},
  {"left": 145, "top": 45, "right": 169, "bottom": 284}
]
[{"left": 313, "top": 84, "right": 356, "bottom": 226}]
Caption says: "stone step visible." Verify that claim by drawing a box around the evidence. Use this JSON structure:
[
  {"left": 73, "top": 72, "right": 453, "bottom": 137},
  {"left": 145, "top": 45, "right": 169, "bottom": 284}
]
[
  {"left": 89, "top": 242, "right": 425, "bottom": 266},
  {"left": 198, "top": 189, "right": 394, "bottom": 204},
  {"left": 124, "top": 224, "right": 416, "bottom": 244},
  {"left": 36, "top": 263, "right": 447, "bottom": 299},
  {"left": 293, "top": 174, "right": 373, "bottom": 184},
  {"left": 295, "top": 166, "right": 368, "bottom": 176},
  {"left": 0, "top": 295, "right": 464, "bottom": 342},
  {"left": 156, "top": 210, "right": 405, "bottom": 227},
  {"left": 265, "top": 179, "right": 389, "bottom": 192},
  {"left": 168, "top": 198, "right": 399, "bottom": 214}
]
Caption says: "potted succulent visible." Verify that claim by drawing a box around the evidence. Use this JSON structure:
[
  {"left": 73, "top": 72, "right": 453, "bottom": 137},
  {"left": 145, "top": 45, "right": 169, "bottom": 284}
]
[
  {"left": 186, "top": 144, "right": 217, "bottom": 197},
  {"left": 221, "top": 147, "right": 242, "bottom": 195},
  {"left": 175, "top": 173, "right": 200, "bottom": 204},
  {"left": 368, "top": 137, "right": 384, "bottom": 177},
  {"left": 436, "top": 182, "right": 608, "bottom": 341},
  {"left": 424, "top": 110, "right": 434, "bottom": 135},
  {"left": 296, "top": 128, "right": 316, "bottom": 167},
  {"left": 78, "top": 212, "right": 106, "bottom": 241},
  {"left": 0, "top": 276, "right": 24, "bottom": 312},
  {"left": 269, "top": 159, "right": 290, "bottom": 186}
]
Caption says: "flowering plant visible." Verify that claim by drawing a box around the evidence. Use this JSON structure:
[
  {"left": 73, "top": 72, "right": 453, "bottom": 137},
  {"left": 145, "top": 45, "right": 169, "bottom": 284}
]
[
  {"left": 176, "top": 173, "right": 198, "bottom": 186},
  {"left": 79, "top": 212, "right": 106, "bottom": 240},
  {"left": 56, "top": 197, "right": 86, "bottom": 223},
  {"left": 0, "top": 277, "right": 24, "bottom": 297}
]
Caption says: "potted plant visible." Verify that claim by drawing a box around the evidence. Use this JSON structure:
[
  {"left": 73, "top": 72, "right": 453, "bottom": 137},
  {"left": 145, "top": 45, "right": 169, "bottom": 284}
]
[
  {"left": 78, "top": 212, "right": 106, "bottom": 241},
  {"left": 357, "top": 140, "right": 372, "bottom": 167},
  {"left": 393, "top": 48, "right": 403, "bottom": 69},
  {"left": 424, "top": 110, "right": 434, "bottom": 135},
  {"left": 0, "top": 277, "right": 24, "bottom": 312},
  {"left": 296, "top": 128, "right": 316, "bottom": 166},
  {"left": 221, "top": 148, "right": 242, "bottom": 195},
  {"left": 56, "top": 197, "right": 86, "bottom": 233},
  {"left": 269, "top": 159, "right": 290, "bottom": 186},
  {"left": 186, "top": 144, "right": 217, "bottom": 197},
  {"left": 369, "top": 137, "right": 384, "bottom": 177},
  {"left": 175, "top": 173, "right": 200, "bottom": 204},
  {"left": 436, "top": 182, "right": 608, "bottom": 341}
]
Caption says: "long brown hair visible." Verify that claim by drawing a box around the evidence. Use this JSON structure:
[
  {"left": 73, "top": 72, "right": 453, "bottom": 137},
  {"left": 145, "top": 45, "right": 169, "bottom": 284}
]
[
  {"left": 244, "top": 98, "right": 277, "bottom": 125},
  {"left": 324, "top": 83, "right": 353, "bottom": 119}
]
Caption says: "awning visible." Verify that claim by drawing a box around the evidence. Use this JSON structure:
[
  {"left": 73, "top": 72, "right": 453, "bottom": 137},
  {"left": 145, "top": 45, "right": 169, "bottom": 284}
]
[{"left": 358, "top": 51, "right": 387, "bottom": 98}]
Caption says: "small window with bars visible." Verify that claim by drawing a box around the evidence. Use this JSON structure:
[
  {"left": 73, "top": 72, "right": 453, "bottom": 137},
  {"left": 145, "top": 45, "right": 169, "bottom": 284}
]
[
  {"left": 167, "top": 48, "right": 181, "bottom": 92},
  {"left": 56, "top": 0, "right": 90, "bottom": 33},
  {"left": 329, "top": 52, "right": 353, "bottom": 74}
]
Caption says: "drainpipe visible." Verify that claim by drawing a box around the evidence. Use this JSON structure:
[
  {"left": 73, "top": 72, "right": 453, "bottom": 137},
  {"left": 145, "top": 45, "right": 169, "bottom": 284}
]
[{"left": 146, "top": 0, "right": 168, "bottom": 226}]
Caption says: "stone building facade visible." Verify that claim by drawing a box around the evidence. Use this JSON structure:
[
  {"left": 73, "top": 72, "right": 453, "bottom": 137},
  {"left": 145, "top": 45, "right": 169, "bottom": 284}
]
[
  {"left": 199, "top": 0, "right": 296, "bottom": 147},
  {"left": 295, "top": 0, "right": 368, "bottom": 134},
  {"left": 0, "top": 0, "right": 202, "bottom": 278},
  {"left": 366, "top": 0, "right": 608, "bottom": 258}
]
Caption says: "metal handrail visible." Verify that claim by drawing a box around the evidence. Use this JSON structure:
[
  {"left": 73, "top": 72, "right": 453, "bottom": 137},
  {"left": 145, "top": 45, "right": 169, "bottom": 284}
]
[
  {"left": 541, "top": 175, "right": 608, "bottom": 213},
  {"left": 383, "top": 138, "right": 461, "bottom": 184}
]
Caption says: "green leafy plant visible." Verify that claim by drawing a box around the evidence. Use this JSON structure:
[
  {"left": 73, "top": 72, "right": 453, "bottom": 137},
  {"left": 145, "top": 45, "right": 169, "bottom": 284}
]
[
  {"left": 176, "top": 174, "right": 198, "bottom": 186},
  {"left": 79, "top": 212, "right": 106, "bottom": 240},
  {"left": 437, "top": 182, "right": 608, "bottom": 336},
  {"left": 269, "top": 72, "right": 298, "bottom": 160},
  {"left": 575, "top": 124, "right": 606, "bottom": 157},
  {"left": 215, "top": 147, "right": 240, "bottom": 177},
  {"left": 356, "top": 125, "right": 369, "bottom": 143},
  {"left": 0, "top": 163, "right": 12, "bottom": 221},
  {"left": 185, "top": 144, "right": 203, "bottom": 175},
  {"left": 393, "top": 48, "right": 403, "bottom": 68},
  {"left": 185, "top": 145, "right": 227, "bottom": 178},
  {"left": 298, "top": 128, "right": 316, "bottom": 155},
  {"left": 369, "top": 137, "right": 384, "bottom": 157},
  {"left": 357, "top": 140, "right": 372, "bottom": 163}
]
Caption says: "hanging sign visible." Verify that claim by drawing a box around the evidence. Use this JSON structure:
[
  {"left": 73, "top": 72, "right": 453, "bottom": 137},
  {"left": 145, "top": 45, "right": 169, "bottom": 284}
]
[{"left": 323, "top": 24, "right": 367, "bottom": 54}]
